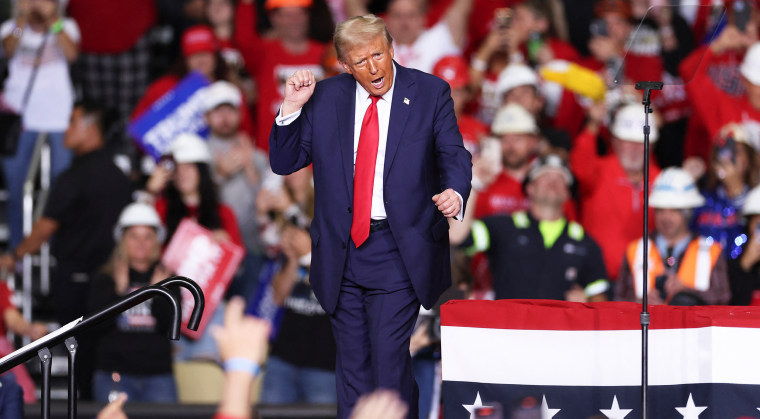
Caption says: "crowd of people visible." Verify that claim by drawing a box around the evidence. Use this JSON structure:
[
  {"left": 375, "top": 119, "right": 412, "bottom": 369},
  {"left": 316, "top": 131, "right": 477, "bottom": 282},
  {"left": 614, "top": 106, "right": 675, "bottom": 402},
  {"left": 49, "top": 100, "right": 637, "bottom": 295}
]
[{"left": 0, "top": 0, "right": 759, "bottom": 416}]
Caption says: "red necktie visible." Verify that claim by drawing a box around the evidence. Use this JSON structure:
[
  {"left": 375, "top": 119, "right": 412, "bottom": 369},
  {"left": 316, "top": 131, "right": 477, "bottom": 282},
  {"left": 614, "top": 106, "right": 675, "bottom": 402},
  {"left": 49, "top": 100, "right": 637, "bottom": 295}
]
[{"left": 351, "top": 95, "right": 381, "bottom": 247}]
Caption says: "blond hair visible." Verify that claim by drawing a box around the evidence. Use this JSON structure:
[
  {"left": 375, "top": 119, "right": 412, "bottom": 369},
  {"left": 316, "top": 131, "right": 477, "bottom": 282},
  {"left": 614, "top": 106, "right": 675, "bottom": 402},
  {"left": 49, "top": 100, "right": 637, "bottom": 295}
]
[{"left": 334, "top": 15, "right": 393, "bottom": 61}]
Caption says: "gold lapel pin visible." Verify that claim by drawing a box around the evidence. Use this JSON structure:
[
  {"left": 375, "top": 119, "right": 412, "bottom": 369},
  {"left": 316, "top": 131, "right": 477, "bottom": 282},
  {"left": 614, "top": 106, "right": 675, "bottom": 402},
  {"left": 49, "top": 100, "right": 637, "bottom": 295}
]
[{"left": 404, "top": 98, "right": 410, "bottom": 105}]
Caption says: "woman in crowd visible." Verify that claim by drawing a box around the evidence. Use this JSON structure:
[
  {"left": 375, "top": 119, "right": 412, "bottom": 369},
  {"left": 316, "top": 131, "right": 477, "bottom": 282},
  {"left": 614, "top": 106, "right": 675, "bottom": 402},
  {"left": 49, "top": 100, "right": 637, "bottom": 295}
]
[
  {"left": 693, "top": 123, "right": 759, "bottom": 261},
  {"left": 145, "top": 132, "right": 243, "bottom": 361},
  {"left": 88, "top": 202, "right": 177, "bottom": 403},
  {"left": 146, "top": 132, "right": 243, "bottom": 249},
  {"left": 1, "top": 0, "right": 79, "bottom": 249}
]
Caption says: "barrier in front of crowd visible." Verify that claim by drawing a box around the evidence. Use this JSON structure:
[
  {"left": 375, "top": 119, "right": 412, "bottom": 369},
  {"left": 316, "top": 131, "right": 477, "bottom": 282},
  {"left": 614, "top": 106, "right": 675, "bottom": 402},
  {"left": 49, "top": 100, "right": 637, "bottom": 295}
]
[
  {"left": 0, "top": 276, "right": 204, "bottom": 419},
  {"left": 441, "top": 299, "right": 760, "bottom": 418}
]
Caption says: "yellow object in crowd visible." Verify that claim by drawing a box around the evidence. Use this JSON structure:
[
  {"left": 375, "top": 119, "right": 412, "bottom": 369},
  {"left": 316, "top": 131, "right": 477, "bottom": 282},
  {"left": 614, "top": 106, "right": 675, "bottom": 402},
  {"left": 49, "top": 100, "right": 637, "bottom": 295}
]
[{"left": 540, "top": 60, "right": 606, "bottom": 102}]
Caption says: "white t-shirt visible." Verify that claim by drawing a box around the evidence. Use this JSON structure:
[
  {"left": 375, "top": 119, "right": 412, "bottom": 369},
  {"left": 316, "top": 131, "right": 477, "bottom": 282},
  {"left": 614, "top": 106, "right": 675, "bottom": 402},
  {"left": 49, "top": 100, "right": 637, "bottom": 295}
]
[
  {"left": 0, "top": 18, "right": 80, "bottom": 132},
  {"left": 392, "top": 21, "right": 461, "bottom": 74}
]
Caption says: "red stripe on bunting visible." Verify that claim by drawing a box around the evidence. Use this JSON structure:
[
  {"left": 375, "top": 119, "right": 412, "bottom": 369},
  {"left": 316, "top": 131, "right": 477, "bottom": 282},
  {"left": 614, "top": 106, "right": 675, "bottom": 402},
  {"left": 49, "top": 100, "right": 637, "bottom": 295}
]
[{"left": 441, "top": 299, "right": 760, "bottom": 331}]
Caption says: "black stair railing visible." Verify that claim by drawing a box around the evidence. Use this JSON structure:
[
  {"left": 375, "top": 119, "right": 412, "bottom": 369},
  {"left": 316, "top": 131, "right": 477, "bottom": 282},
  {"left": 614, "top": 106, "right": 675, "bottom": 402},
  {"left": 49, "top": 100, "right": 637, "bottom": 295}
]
[{"left": 0, "top": 276, "right": 204, "bottom": 419}]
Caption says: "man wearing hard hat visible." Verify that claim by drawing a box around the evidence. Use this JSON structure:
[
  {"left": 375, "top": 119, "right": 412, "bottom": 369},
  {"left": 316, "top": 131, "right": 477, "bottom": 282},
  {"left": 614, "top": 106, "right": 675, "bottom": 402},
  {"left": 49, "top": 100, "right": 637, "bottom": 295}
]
[
  {"left": 474, "top": 103, "right": 539, "bottom": 218},
  {"left": 616, "top": 168, "right": 730, "bottom": 305},
  {"left": 570, "top": 102, "right": 662, "bottom": 283},
  {"left": 452, "top": 154, "right": 609, "bottom": 301}
]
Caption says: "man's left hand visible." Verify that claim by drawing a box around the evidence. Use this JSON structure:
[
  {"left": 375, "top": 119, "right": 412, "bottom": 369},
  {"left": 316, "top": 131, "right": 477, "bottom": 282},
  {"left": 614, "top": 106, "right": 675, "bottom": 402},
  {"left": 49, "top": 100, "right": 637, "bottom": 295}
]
[{"left": 432, "top": 189, "right": 461, "bottom": 218}]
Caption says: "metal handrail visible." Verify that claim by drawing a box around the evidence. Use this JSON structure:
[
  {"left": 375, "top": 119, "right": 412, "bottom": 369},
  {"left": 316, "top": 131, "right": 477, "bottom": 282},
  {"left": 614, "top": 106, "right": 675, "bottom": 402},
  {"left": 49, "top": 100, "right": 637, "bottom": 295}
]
[
  {"left": 19, "top": 132, "right": 53, "bottom": 339},
  {"left": 0, "top": 276, "right": 205, "bottom": 419}
]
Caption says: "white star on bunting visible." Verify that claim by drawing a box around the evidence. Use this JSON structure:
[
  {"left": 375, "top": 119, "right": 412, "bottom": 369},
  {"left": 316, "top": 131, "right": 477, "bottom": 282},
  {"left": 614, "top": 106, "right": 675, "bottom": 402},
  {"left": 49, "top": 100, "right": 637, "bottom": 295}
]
[
  {"left": 462, "top": 392, "right": 491, "bottom": 419},
  {"left": 600, "top": 395, "right": 633, "bottom": 419},
  {"left": 541, "top": 395, "right": 561, "bottom": 418},
  {"left": 675, "top": 393, "right": 707, "bottom": 419}
]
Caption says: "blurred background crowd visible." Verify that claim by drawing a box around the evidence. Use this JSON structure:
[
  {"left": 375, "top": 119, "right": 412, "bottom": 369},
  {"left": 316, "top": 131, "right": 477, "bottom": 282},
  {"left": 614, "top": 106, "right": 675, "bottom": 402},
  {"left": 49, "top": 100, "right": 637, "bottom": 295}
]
[{"left": 0, "top": 0, "right": 758, "bottom": 416}]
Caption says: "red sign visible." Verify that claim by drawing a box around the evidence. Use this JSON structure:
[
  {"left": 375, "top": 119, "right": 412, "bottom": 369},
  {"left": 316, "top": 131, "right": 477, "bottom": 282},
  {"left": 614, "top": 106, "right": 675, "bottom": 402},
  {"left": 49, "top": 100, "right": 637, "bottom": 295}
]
[{"left": 162, "top": 219, "right": 244, "bottom": 339}]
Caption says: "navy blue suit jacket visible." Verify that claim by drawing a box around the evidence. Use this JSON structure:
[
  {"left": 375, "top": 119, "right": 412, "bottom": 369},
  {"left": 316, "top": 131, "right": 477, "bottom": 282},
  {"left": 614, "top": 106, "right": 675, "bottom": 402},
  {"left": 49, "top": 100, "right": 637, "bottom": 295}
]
[{"left": 269, "top": 62, "right": 472, "bottom": 314}]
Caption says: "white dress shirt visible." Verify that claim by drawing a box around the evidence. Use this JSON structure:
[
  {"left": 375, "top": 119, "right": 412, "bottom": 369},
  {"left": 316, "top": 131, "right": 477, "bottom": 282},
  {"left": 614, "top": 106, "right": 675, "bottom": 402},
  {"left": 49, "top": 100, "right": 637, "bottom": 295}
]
[{"left": 276, "top": 64, "right": 463, "bottom": 221}]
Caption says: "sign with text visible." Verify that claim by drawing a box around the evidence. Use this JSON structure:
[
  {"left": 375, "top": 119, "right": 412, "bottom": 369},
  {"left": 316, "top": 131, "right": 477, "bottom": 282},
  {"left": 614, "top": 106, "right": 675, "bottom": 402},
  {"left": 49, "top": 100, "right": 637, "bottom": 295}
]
[
  {"left": 128, "top": 72, "right": 210, "bottom": 160},
  {"left": 162, "top": 219, "right": 244, "bottom": 339}
]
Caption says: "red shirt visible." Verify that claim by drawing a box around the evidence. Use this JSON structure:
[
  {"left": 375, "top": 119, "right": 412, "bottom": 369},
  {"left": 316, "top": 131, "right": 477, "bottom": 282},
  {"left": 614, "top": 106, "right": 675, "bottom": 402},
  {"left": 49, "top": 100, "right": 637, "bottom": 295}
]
[
  {"left": 155, "top": 198, "right": 244, "bottom": 249},
  {"left": 475, "top": 172, "right": 530, "bottom": 219},
  {"left": 235, "top": 2, "right": 327, "bottom": 151},
  {"left": 67, "top": 0, "right": 156, "bottom": 53},
  {"left": 570, "top": 128, "right": 659, "bottom": 281},
  {"left": 131, "top": 75, "right": 254, "bottom": 141},
  {"left": 681, "top": 46, "right": 758, "bottom": 162}
]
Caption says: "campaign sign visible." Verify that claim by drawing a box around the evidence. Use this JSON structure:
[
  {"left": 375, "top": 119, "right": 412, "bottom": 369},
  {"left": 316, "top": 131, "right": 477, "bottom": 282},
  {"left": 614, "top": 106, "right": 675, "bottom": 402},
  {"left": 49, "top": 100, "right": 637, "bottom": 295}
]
[
  {"left": 128, "top": 72, "right": 211, "bottom": 160},
  {"left": 162, "top": 219, "right": 244, "bottom": 339}
]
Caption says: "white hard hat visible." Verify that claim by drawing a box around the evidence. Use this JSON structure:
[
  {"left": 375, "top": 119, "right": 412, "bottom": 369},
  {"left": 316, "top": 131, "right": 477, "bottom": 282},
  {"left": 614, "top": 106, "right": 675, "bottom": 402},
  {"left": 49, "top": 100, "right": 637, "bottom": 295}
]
[
  {"left": 491, "top": 103, "right": 539, "bottom": 135},
  {"left": 649, "top": 167, "right": 705, "bottom": 209},
  {"left": 169, "top": 133, "right": 212, "bottom": 164},
  {"left": 114, "top": 202, "right": 166, "bottom": 243},
  {"left": 496, "top": 64, "right": 539, "bottom": 99},
  {"left": 611, "top": 103, "right": 659, "bottom": 143},
  {"left": 202, "top": 81, "right": 242, "bottom": 112},
  {"left": 527, "top": 154, "right": 573, "bottom": 185},
  {"left": 743, "top": 185, "right": 760, "bottom": 216},
  {"left": 740, "top": 42, "right": 760, "bottom": 86}
]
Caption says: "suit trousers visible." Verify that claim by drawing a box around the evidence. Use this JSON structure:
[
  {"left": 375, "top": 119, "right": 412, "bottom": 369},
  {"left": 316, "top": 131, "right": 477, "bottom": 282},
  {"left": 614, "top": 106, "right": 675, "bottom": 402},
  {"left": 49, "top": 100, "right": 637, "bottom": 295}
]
[{"left": 330, "top": 226, "right": 421, "bottom": 419}]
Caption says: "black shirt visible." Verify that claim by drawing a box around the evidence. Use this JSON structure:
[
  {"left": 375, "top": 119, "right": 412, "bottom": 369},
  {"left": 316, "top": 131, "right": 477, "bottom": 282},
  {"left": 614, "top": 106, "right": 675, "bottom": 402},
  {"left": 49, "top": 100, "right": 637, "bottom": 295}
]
[
  {"left": 270, "top": 280, "right": 336, "bottom": 371},
  {"left": 463, "top": 212, "right": 609, "bottom": 300},
  {"left": 88, "top": 267, "right": 176, "bottom": 375},
  {"left": 43, "top": 148, "right": 132, "bottom": 273}
]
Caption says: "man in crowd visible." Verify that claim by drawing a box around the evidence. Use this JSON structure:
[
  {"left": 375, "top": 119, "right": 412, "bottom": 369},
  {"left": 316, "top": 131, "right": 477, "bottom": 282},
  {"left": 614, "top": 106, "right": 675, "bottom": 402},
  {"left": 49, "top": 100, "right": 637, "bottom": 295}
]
[
  {"left": 269, "top": 15, "right": 471, "bottom": 417},
  {"left": 616, "top": 168, "right": 730, "bottom": 305},
  {"left": 0, "top": 101, "right": 132, "bottom": 399},
  {"left": 571, "top": 102, "right": 661, "bottom": 281},
  {"left": 451, "top": 154, "right": 609, "bottom": 301},
  {"left": 235, "top": 0, "right": 328, "bottom": 151},
  {"left": 473, "top": 103, "right": 538, "bottom": 219},
  {"left": 203, "top": 81, "right": 269, "bottom": 299}
]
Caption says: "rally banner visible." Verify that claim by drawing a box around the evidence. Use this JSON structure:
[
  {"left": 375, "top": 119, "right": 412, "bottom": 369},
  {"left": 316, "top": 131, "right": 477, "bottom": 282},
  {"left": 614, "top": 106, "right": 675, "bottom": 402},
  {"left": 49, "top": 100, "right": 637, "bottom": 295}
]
[
  {"left": 162, "top": 219, "right": 244, "bottom": 339},
  {"left": 441, "top": 299, "right": 760, "bottom": 418},
  {"left": 128, "top": 72, "right": 210, "bottom": 160}
]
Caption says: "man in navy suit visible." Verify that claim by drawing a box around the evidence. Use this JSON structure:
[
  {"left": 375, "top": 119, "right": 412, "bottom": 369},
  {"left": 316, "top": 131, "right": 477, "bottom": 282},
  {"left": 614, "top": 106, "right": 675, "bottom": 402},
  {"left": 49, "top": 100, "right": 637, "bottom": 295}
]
[{"left": 269, "top": 14, "right": 471, "bottom": 418}]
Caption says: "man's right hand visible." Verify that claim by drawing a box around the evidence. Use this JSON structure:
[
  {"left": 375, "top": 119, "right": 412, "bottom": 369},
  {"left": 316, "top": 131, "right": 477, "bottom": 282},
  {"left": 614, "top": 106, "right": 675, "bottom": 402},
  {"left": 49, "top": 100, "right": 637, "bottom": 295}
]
[{"left": 282, "top": 70, "right": 316, "bottom": 117}]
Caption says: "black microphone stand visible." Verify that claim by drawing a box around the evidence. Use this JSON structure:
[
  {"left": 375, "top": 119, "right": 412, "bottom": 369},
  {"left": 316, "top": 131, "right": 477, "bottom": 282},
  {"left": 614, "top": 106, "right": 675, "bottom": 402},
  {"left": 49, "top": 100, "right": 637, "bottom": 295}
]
[{"left": 634, "top": 81, "right": 663, "bottom": 419}]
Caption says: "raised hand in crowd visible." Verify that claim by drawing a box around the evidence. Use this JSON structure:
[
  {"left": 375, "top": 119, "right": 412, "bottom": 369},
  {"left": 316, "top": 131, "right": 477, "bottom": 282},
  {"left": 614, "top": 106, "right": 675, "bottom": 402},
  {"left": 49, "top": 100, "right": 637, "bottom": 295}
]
[
  {"left": 145, "top": 164, "right": 173, "bottom": 196},
  {"left": 212, "top": 297, "right": 271, "bottom": 419},
  {"left": 280, "top": 225, "right": 311, "bottom": 262},
  {"left": 710, "top": 24, "right": 757, "bottom": 54},
  {"left": 96, "top": 392, "right": 128, "bottom": 419},
  {"left": 256, "top": 185, "right": 293, "bottom": 215}
]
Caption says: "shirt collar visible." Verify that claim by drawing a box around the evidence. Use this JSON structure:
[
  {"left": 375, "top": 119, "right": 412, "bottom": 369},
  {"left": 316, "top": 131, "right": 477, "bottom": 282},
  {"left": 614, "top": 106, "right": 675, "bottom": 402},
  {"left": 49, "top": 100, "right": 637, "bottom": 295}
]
[{"left": 355, "top": 62, "right": 397, "bottom": 104}]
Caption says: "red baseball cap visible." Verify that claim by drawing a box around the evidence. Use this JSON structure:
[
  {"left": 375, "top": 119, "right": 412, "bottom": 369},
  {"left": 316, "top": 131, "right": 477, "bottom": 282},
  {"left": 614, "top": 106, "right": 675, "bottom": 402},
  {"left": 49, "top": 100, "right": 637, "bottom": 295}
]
[
  {"left": 182, "top": 25, "right": 218, "bottom": 57},
  {"left": 433, "top": 56, "right": 470, "bottom": 90}
]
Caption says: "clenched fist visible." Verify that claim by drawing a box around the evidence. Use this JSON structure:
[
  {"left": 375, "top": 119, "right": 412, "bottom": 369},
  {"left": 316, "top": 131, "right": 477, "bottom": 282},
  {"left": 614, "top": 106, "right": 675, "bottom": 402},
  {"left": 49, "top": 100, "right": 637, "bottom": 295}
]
[{"left": 281, "top": 70, "right": 317, "bottom": 117}]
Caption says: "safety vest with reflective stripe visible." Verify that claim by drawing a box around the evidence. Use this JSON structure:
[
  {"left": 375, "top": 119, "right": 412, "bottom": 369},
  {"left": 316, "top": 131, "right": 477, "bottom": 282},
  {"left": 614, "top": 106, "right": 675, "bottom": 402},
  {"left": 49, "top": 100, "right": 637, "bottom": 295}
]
[{"left": 625, "top": 237, "right": 722, "bottom": 299}]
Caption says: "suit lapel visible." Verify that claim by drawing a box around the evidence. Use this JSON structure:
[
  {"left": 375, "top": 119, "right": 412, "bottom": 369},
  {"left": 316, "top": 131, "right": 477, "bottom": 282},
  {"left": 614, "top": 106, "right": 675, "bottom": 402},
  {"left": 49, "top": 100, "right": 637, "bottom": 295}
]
[
  {"left": 337, "top": 75, "right": 356, "bottom": 200},
  {"left": 384, "top": 63, "right": 414, "bottom": 182}
]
